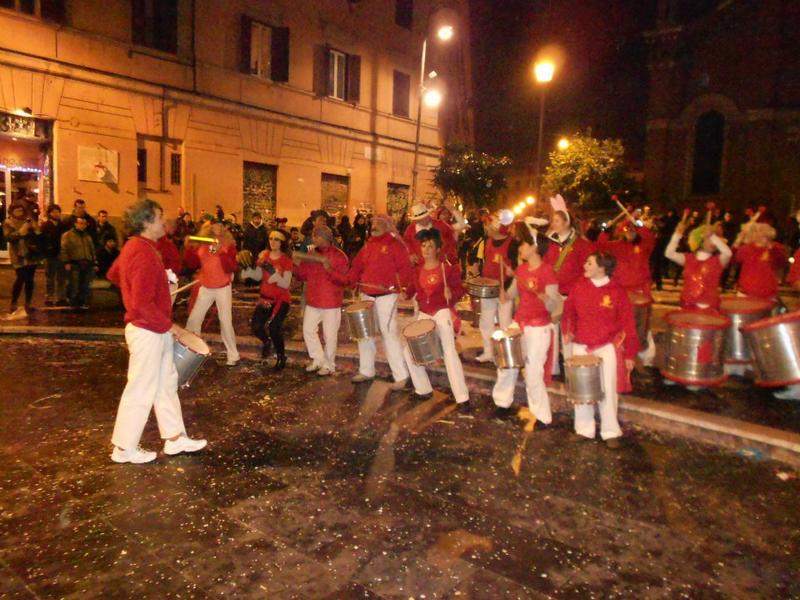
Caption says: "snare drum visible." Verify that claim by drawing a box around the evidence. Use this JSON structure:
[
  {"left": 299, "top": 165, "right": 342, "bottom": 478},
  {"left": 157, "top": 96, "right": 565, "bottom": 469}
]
[
  {"left": 628, "top": 292, "right": 652, "bottom": 349},
  {"left": 661, "top": 310, "right": 730, "bottom": 387},
  {"left": 403, "top": 319, "right": 442, "bottom": 366},
  {"left": 172, "top": 326, "right": 211, "bottom": 389},
  {"left": 466, "top": 277, "right": 500, "bottom": 299},
  {"left": 470, "top": 295, "right": 481, "bottom": 328},
  {"left": 565, "top": 355, "right": 604, "bottom": 405},
  {"left": 345, "top": 301, "right": 379, "bottom": 341},
  {"left": 742, "top": 310, "right": 800, "bottom": 387},
  {"left": 492, "top": 326, "right": 524, "bottom": 369},
  {"left": 719, "top": 296, "right": 774, "bottom": 364}
]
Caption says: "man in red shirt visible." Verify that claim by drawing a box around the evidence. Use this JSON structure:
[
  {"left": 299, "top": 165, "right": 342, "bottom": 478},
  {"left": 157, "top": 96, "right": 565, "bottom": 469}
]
[
  {"left": 403, "top": 203, "right": 457, "bottom": 265},
  {"left": 107, "top": 199, "right": 206, "bottom": 464}
]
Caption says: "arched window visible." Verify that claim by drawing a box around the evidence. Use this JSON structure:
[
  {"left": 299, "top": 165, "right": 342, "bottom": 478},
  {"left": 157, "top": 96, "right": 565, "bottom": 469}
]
[{"left": 691, "top": 110, "right": 725, "bottom": 195}]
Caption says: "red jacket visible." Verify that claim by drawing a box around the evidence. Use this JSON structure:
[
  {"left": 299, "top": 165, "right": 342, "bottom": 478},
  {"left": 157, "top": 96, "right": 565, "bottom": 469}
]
[
  {"left": 258, "top": 252, "right": 293, "bottom": 304},
  {"left": 787, "top": 249, "right": 800, "bottom": 286},
  {"left": 184, "top": 243, "right": 237, "bottom": 288},
  {"left": 406, "top": 261, "right": 465, "bottom": 315},
  {"left": 562, "top": 277, "right": 639, "bottom": 360},
  {"left": 348, "top": 232, "right": 414, "bottom": 296},
  {"left": 734, "top": 242, "right": 787, "bottom": 299},
  {"left": 681, "top": 254, "right": 724, "bottom": 310},
  {"left": 156, "top": 236, "right": 181, "bottom": 274},
  {"left": 107, "top": 236, "right": 172, "bottom": 334},
  {"left": 403, "top": 220, "right": 458, "bottom": 264},
  {"left": 482, "top": 236, "right": 516, "bottom": 282},
  {"left": 295, "top": 245, "right": 350, "bottom": 308},
  {"left": 596, "top": 227, "right": 654, "bottom": 295},
  {"left": 544, "top": 233, "right": 595, "bottom": 296}
]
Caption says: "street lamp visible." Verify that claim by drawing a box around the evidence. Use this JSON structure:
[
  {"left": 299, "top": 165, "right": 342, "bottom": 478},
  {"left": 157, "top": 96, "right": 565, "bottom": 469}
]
[
  {"left": 411, "top": 24, "right": 454, "bottom": 205},
  {"left": 533, "top": 60, "right": 555, "bottom": 200},
  {"left": 557, "top": 137, "right": 570, "bottom": 151},
  {"left": 525, "top": 195, "right": 535, "bottom": 205}
]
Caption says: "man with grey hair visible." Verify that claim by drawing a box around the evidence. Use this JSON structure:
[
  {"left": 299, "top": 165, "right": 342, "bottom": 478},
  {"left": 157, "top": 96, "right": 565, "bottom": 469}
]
[{"left": 106, "top": 199, "right": 207, "bottom": 464}]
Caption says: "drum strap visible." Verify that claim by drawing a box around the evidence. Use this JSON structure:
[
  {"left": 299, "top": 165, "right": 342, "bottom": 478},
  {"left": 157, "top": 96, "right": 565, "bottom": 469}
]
[{"left": 554, "top": 232, "right": 577, "bottom": 273}]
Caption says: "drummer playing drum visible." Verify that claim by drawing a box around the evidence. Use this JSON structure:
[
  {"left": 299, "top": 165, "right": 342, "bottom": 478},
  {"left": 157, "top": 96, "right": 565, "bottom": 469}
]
[
  {"left": 562, "top": 251, "right": 639, "bottom": 449},
  {"left": 492, "top": 223, "right": 562, "bottom": 423},
  {"left": 401, "top": 228, "right": 471, "bottom": 413},
  {"left": 773, "top": 253, "right": 800, "bottom": 401}
]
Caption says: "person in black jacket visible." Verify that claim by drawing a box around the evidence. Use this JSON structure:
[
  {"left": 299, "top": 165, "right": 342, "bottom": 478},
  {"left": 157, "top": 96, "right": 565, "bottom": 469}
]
[
  {"left": 243, "top": 212, "right": 268, "bottom": 258},
  {"left": 40, "top": 204, "right": 69, "bottom": 306}
]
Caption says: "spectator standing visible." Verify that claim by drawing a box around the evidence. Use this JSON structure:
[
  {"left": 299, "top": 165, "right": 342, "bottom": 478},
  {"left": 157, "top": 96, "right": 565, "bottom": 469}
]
[
  {"left": 337, "top": 215, "right": 352, "bottom": 251},
  {"left": 64, "top": 199, "right": 98, "bottom": 246},
  {"left": 96, "top": 237, "right": 120, "bottom": 279},
  {"left": 96, "top": 210, "right": 119, "bottom": 248},
  {"left": 40, "top": 204, "right": 69, "bottom": 306},
  {"left": 243, "top": 212, "right": 268, "bottom": 258},
  {"left": 349, "top": 213, "right": 369, "bottom": 258},
  {"left": 2, "top": 203, "right": 40, "bottom": 319},
  {"left": 175, "top": 212, "right": 196, "bottom": 249},
  {"left": 60, "top": 216, "right": 97, "bottom": 310}
]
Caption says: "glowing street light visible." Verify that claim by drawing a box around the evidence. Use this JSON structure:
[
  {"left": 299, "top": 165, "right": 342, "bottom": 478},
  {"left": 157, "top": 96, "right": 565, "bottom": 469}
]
[
  {"left": 525, "top": 195, "right": 535, "bottom": 205},
  {"left": 533, "top": 59, "right": 556, "bottom": 200},
  {"left": 513, "top": 205, "right": 523, "bottom": 215},
  {"left": 534, "top": 61, "right": 555, "bottom": 84},
  {"left": 422, "top": 88, "right": 442, "bottom": 108},
  {"left": 558, "top": 137, "right": 570, "bottom": 151},
  {"left": 437, "top": 25, "right": 454, "bottom": 41}
]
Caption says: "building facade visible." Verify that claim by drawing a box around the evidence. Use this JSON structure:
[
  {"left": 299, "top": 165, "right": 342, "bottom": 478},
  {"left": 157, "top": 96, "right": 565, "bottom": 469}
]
[
  {"left": 0, "top": 0, "right": 473, "bottom": 249},
  {"left": 644, "top": 0, "right": 800, "bottom": 213}
]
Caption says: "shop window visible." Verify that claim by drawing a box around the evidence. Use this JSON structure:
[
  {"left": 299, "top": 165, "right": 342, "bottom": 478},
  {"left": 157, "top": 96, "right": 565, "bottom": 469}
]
[
  {"left": 170, "top": 153, "right": 181, "bottom": 185},
  {"left": 313, "top": 45, "right": 361, "bottom": 103},
  {"left": 137, "top": 148, "right": 147, "bottom": 184},
  {"left": 393, "top": 71, "right": 410, "bottom": 117},
  {"left": 240, "top": 15, "right": 289, "bottom": 82},
  {"left": 691, "top": 110, "right": 724, "bottom": 195},
  {"left": 395, "top": 0, "right": 413, "bottom": 30},
  {"left": 132, "top": 0, "right": 178, "bottom": 54}
]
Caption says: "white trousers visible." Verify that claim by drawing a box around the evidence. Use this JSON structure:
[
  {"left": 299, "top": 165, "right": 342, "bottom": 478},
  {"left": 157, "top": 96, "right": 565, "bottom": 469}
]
[
  {"left": 572, "top": 342, "right": 622, "bottom": 440},
  {"left": 357, "top": 293, "right": 409, "bottom": 382},
  {"left": 638, "top": 330, "right": 656, "bottom": 367},
  {"left": 111, "top": 323, "right": 186, "bottom": 450},
  {"left": 403, "top": 308, "right": 470, "bottom": 403},
  {"left": 492, "top": 323, "right": 553, "bottom": 423},
  {"left": 186, "top": 284, "right": 240, "bottom": 362},
  {"left": 303, "top": 305, "right": 341, "bottom": 371},
  {"left": 479, "top": 297, "right": 514, "bottom": 356}
]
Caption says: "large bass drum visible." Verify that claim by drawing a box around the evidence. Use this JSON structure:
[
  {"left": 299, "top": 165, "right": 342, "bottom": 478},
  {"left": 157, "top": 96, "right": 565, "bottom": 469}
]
[
  {"left": 741, "top": 310, "right": 800, "bottom": 387},
  {"left": 661, "top": 310, "right": 730, "bottom": 387},
  {"left": 719, "top": 296, "right": 774, "bottom": 365},
  {"left": 172, "top": 326, "right": 210, "bottom": 389}
]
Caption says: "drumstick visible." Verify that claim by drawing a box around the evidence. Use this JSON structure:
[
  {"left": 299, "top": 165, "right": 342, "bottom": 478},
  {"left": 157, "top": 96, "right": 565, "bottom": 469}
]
[
  {"left": 170, "top": 279, "right": 200, "bottom": 296},
  {"left": 292, "top": 251, "right": 327, "bottom": 263},
  {"left": 613, "top": 198, "right": 637, "bottom": 226}
]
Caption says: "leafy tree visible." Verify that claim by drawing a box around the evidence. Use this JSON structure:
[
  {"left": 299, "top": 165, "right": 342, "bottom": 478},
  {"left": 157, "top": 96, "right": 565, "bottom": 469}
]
[
  {"left": 432, "top": 143, "right": 512, "bottom": 208},
  {"left": 542, "top": 132, "right": 636, "bottom": 209}
]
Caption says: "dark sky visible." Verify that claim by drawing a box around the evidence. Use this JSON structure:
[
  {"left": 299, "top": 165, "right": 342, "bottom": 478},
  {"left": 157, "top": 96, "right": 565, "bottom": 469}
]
[{"left": 469, "top": 0, "right": 657, "bottom": 169}]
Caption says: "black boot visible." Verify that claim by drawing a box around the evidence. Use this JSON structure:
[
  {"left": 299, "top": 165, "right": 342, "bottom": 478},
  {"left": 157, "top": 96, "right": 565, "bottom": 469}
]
[
  {"left": 274, "top": 354, "right": 287, "bottom": 371},
  {"left": 261, "top": 342, "right": 272, "bottom": 359}
]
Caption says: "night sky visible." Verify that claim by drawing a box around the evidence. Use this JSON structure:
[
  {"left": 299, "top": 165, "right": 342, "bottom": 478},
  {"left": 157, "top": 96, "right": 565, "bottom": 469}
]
[{"left": 469, "top": 0, "right": 657, "bottom": 169}]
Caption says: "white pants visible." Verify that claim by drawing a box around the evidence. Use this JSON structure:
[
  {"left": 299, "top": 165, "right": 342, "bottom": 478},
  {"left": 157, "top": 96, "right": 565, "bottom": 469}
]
[
  {"left": 186, "top": 284, "right": 240, "bottom": 362},
  {"left": 492, "top": 323, "right": 553, "bottom": 423},
  {"left": 637, "top": 330, "right": 655, "bottom": 367},
  {"left": 303, "top": 305, "right": 341, "bottom": 371},
  {"left": 572, "top": 342, "right": 622, "bottom": 440},
  {"left": 403, "top": 308, "right": 470, "bottom": 403},
  {"left": 479, "top": 297, "right": 513, "bottom": 356},
  {"left": 357, "top": 293, "right": 409, "bottom": 382},
  {"left": 111, "top": 323, "right": 186, "bottom": 450}
]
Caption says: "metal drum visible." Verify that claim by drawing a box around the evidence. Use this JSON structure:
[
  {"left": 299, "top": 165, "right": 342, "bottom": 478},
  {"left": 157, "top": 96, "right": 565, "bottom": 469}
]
[
  {"left": 345, "top": 301, "right": 379, "bottom": 341},
  {"left": 741, "top": 310, "right": 800, "bottom": 387},
  {"left": 661, "top": 310, "right": 730, "bottom": 387},
  {"left": 172, "top": 326, "right": 210, "bottom": 389},
  {"left": 565, "top": 355, "right": 604, "bottom": 405},
  {"left": 403, "top": 319, "right": 442, "bottom": 366},
  {"left": 470, "top": 295, "right": 482, "bottom": 327},
  {"left": 628, "top": 292, "right": 652, "bottom": 349},
  {"left": 491, "top": 326, "right": 524, "bottom": 369},
  {"left": 720, "top": 296, "right": 774, "bottom": 364},
  {"left": 466, "top": 277, "right": 500, "bottom": 299}
]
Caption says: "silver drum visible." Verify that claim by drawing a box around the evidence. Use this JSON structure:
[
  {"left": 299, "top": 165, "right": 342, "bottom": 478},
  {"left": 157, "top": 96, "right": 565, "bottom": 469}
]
[
  {"left": 403, "top": 319, "right": 442, "bottom": 366},
  {"left": 661, "top": 311, "right": 730, "bottom": 386},
  {"left": 742, "top": 310, "right": 800, "bottom": 387},
  {"left": 565, "top": 355, "right": 604, "bottom": 405},
  {"left": 345, "top": 301, "right": 379, "bottom": 341},
  {"left": 466, "top": 277, "right": 500, "bottom": 299},
  {"left": 172, "top": 326, "right": 210, "bottom": 389},
  {"left": 720, "top": 297, "right": 774, "bottom": 364},
  {"left": 492, "top": 327, "right": 524, "bottom": 369}
]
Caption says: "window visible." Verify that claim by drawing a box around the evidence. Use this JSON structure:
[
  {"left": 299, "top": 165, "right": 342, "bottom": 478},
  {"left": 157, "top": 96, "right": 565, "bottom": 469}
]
[
  {"left": 170, "top": 153, "right": 181, "bottom": 185},
  {"left": 395, "top": 0, "right": 413, "bottom": 30},
  {"left": 329, "top": 50, "right": 347, "bottom": 101},
  {"left": 0, "top": 0, "right": 62, "bottom": 18},
  {"left": 137, "top": 149, "right": 147, "bottom": 184},
  {"left": 132, "top": 0, "right": 178, "bottom": 54},
  {"left": 240, "top": 16, "right": 289, "bottom": 82},
  {"left": 313, "top": 46, "right": 361, "bottom": 103},
  {"left": 691, "top": 111, "right": 725, "bottom": 195},
  {"left": 392, "top": 71, "right": 410, "bottom": 117}
]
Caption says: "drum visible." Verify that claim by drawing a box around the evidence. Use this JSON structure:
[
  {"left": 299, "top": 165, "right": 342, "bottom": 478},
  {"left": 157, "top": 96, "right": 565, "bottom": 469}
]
[
  {"left": 470, "top": 295, "right": 482, "bottom": 327},
  {"left": 628, "top": 292, "right": 652, "bottom": 349},
  {"left": 661, "top": 310, "right": 730, "bottom": 387},
  {"left": 466, "top": 277, "right": 500, "bottom": 299},
  {"left": 492, "top": 327, "right": 523, "bottom": 369},
  {"left": 172, "top": 326, "right": 210, "bottom": 389},
  {"left": 565, "top": 355, "right": 604, "bottom": 405},
  {"left": 719, "top": 297, "right": 774, "bottom": 364},
  {"left": 403, "top": 319, "right": 442, "bottom": 366},
  {"left": 345, "top": 301, "right": 378, "bottom": 341},
  {"left": 741, "top": 310, "right": 800, "bottom": 387}
]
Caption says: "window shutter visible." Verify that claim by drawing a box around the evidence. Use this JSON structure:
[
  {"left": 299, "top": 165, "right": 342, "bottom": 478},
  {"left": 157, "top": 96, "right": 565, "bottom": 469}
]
[
  {"left": 270, "top": 27, "right": 290, "bottom": 82},
  {"left": 41, "top": 0, "right": 65, "bottom": 23},
  {"left": 346, "top": 54, "right": 361, "bottom": 103},
  {"left": 240, "top": 15, "right": 253, "bottom": 74},
  {"left": 313, "top": 44, "right": 330, "bottom": 96},
  {"left": 393, "top": 71, "right": 410, "bottom": 117}
]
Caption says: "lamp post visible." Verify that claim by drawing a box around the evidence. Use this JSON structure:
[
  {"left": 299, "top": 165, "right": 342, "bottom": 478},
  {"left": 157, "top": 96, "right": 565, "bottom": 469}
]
[
  {"left": 533, "top": 60, "right": 555, "bottom": 199},
  {"left": 411, "top": 24, "right": 453, "bottom": 205}
]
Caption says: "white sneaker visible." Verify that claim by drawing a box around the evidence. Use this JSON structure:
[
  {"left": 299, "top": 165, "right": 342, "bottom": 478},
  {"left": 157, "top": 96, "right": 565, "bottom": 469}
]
[
  {"left": 305, "top": 362, "right": 321, "bottom": 372},
  {"left": 111, "top": 446, "right": 157, "bottom": 464},
  {"left": 351, "top": 373, "right": 374, "bottom": 383},
  {"left": 475, "top": 352, "right": 494, "bottom": 363},
  {"left": 164, "top": 435, "right": 208, "bottom": 455},
  {"left": 317, "top": 366, "right": 334, "bottom": 376},
  {"left": 4, "top": 307, "right": 27, "bottom": 321},
  {"left": 774, "top": 386, "right": 800, "bottom": 401},
  {"left": 388, "top": 378, "right": 410, "bottom": 391}
]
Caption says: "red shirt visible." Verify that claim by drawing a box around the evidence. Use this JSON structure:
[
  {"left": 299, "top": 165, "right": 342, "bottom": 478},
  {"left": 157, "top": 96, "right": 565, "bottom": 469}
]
[
  {"left": 482, "top": 236, "right": 514, "bottom": 281},
  {"left": 257, "top": 252, "right": 293, "bottom": 304},
  {"left": 156, "top": 236, "right": 181, "bottom": 274},
  {"left": 348, "top": 232, "right": 414, "bottom": 296},
  {"left": 184, "top": 244, "right": 237, "bottom": 288},
  {"left": 295, "top": 245, "right": 350, "bottom": 308},
  {"left": 681, "top": 254, "right": 724, "bottom": 310},
  {"left": 514, "top": 262, "right": 558, "bottom": 328},
  {"left": 407, "top": 261, "right": 465, "bottom": 315},
  {"left": 734, "top": 242, "right": 787, "bottom": 299},
  {"left": 596, "top": 227, "right": 654, "bottom": 295},
  {"left": 403, "top": 220, "right": 458, "bottom": 264},
  {"left": 107, "top": 236, "right": 172, "bottom": 334},
  {"left": 787, "top": 249, "right": 800, "bottom": 285},
  {"left": 544, "top": 233, "right": 595, "bottom": 296},
  {"left": 562, "top": 277, "right": 639, "bottom": 359}
]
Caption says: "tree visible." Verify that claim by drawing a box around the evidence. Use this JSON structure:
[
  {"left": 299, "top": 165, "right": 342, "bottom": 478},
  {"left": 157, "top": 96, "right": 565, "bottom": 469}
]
[
  {"left": 432, "top": 143, "right": 512, "bottom": 208},
  {"left": 542, "top": 132, "right": 636, "bottom": 209}
]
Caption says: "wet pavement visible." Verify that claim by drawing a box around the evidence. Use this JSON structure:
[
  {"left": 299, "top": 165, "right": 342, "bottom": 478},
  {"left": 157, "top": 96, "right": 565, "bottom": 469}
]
[{"left": 1, "top": 338, "right": 800, "bottom": 599}]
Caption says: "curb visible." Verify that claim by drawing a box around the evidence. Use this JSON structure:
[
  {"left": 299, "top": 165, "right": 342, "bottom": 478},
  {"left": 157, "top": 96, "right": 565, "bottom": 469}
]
[{"left": 2, "top": 324, "right": 799, "bottom": 468}]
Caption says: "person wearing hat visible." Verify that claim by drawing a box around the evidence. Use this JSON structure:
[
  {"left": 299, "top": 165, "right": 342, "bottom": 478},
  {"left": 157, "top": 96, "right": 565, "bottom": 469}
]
[
  {"left": 347, "top": 214, "right": 415, "bottom": 387},
  {"left": 294, "top": 224, "right": 349, "bottom": 376},
  {"left": 731, "top": 222, "right": 786, "bottom": 302},
  {"left": 544, "top": 209, "right": 596, "bottom": 297},
  {"left": 403, "top": 203, "right": 457, "bottom": 265}
]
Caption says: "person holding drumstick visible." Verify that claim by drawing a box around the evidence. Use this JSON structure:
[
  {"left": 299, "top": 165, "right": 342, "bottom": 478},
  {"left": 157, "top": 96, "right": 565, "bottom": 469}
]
[
  {"left": 562, "top": 251, "right": 638, "bottom": 449},
  {"left": 107, "top": 199, "right": 207, "bottom": 464},
  {"left": 401, "top": 228, "right": 471, "bottom": 412},
  {"left": 493, "top": 222, "right": 561, "bottom": 423}
]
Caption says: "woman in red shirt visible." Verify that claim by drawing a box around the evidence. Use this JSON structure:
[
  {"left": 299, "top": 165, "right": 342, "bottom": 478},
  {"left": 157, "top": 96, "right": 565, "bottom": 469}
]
[
  {"left": 401, "top": 228, "right": 470, "bottom": 413},
  {"left": 493, "top": 223, "right": 561, "bottom": 424},
  {"left": 252, "top": 229, "right": 293, "bottom": 370},
  {"left": 732, "top": 223, "right": 786, "bottom": 301}
]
